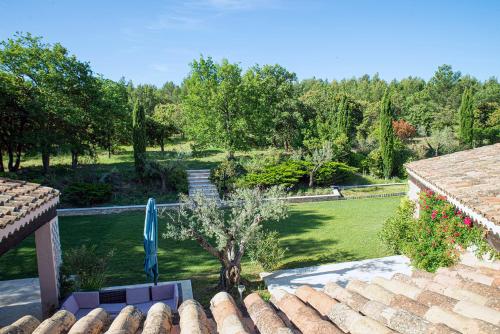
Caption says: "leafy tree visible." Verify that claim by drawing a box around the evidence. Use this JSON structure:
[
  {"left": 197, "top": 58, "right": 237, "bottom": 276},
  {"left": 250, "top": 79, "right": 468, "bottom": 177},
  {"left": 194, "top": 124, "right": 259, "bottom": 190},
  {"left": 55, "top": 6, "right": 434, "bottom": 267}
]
[
  {"left": 379, "top": 89, "right": 395, "bottom": 178},
  {"left": 132, "top": 101, "right": 147, "bottom": 176},
  {"left": 425, "top": 127, "right": 458, "bottom": 156},
  {"left": 392, "top": 119, "right": 416, "bottom": 141},
  {"left": 305, "top": 141, "right": 333, "bottom": 187},
  {"left": 149, "top": 103, "right": 182, "bottom": 151},
  {"left": 0, "top": 33, "right": 103, "bottom": 172},
  {"left": 163, "top": 187, "right": 288, "bottom": 290},
  {"left": 244, "top": 64, "right": 303, "bottom": 149},
  {"left": 98, "top": 78, "right": 131, "bottom": 157},
  {"left": 458, "top": 88, "right": 475, "bottom": 147},
  {"left": 182, "top": 57, "right": 248, "bottom": 157},
  {"left": 0, "top": 71, "right": 34, "bottom": 172}
]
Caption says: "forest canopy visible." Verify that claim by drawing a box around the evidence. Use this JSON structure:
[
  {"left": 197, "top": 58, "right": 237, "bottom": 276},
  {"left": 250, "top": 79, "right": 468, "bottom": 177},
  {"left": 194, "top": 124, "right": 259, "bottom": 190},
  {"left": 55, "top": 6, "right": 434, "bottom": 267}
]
[{"left": 1, "top": 34, "right": 499, "bottom": 177}]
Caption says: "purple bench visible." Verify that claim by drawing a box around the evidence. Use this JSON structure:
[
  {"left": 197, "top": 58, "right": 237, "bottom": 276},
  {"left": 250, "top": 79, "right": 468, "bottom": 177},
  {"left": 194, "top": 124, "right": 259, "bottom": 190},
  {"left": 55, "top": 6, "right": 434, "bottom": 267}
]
[{"left": 61, "top": 284, "right": 179, "bottom": 319}]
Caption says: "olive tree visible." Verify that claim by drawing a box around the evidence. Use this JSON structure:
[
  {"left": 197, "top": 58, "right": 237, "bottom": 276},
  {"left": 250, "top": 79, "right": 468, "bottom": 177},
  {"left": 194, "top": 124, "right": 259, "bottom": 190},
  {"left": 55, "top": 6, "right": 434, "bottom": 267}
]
[
  {"left": 162, "top": 187, "right": 288, "bottom": 290},
  {"left": 305, "top": 141, "right": 333, "bottom": 187}
]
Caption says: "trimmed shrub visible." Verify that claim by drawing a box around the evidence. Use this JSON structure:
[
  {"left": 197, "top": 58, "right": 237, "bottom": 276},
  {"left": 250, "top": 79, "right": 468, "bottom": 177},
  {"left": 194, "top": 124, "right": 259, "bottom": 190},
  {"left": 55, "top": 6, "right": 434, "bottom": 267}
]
[
  {"left": 315, "top": 162, "right": 358, "bottom": 186},
  {"left": 63, "top": 182, "right": 112, "bottom": 206},
  {"left": 238, "top": 160, "right": 309, "bottom": 188}
]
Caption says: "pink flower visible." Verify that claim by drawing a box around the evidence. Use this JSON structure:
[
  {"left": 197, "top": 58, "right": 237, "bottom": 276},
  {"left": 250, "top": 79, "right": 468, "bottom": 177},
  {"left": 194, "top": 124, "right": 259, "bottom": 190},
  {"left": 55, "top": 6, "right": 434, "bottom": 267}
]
[
  {"left": 431, "top": 210, "right": 438, "bottom": 220},
  {"left": 463, "top": 217, "right": 472, "bottom": 227}
]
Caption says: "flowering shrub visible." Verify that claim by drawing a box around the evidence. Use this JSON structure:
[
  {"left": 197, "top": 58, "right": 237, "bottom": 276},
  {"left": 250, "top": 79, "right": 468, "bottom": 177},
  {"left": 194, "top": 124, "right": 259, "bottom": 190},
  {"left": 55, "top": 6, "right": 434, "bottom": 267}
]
[{"left": 380, "top": 190, "right": 498, "bottom": 272}]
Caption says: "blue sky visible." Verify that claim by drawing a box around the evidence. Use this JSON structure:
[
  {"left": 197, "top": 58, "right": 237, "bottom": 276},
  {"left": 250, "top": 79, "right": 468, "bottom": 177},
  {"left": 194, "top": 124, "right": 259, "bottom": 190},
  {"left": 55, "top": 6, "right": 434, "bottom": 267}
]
[{"left": 1, "top": 0, "right": 499, "bottom": 86}]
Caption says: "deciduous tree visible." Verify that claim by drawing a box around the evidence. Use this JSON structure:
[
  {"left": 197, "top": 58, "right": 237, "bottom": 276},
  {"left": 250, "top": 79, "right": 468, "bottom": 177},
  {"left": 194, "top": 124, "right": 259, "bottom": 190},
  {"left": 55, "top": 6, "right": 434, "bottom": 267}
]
[{"left": 182, "top": 57, "right": 248, "bottom": 158}]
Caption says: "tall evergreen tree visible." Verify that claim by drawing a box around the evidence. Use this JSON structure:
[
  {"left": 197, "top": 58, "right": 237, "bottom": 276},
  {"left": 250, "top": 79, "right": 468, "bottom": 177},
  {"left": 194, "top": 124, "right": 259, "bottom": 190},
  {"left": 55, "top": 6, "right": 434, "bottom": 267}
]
[
  {"left": 336, "top": 95, "right": 349, "bottom": 139},
  {"left": 379, "top": 89, "right": 395, "bottom": 178},
  {"left": 458, "top": 88, "right": 475, "bottom": 147},
  {"left": 132, "top": 100, "right": 147, "bottom": 176}
]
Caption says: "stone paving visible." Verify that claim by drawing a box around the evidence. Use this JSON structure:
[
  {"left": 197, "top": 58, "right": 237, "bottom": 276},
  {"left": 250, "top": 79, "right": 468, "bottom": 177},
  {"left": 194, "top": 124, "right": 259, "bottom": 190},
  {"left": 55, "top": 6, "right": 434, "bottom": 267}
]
[
  {"left": 262, "top": 255, "right": 412, "bottom": 293},
  {"left": 0, "top": 277, "right": 42, "bottom": 326}
]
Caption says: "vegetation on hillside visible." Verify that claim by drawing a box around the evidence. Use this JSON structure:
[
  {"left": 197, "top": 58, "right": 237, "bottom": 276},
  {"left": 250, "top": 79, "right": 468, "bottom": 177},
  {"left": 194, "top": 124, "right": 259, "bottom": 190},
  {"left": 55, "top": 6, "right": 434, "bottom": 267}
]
[{"left": 1, "top": 33, "right": 499, "bottom": 205}]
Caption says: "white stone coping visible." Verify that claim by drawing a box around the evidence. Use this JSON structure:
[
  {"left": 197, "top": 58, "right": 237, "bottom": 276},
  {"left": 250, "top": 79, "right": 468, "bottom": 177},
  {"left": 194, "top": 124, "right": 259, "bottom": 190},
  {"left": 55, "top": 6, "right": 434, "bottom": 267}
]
[
  {"left": 407, "top": 169, "right": 500, "bottom": 236},
  {"left": 262, "top": 255, "right": 412, "bottom": 293}
]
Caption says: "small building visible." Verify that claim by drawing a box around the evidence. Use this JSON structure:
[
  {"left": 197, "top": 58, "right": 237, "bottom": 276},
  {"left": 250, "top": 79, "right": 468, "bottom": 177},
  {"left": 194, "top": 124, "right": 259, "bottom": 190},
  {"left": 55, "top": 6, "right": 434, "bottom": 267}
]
[
  {"left": 405, "top": 143, "right": 500, "bottom": 251},
  {"left": 0, "top": 178, "right": 61, "bottom": 317}
]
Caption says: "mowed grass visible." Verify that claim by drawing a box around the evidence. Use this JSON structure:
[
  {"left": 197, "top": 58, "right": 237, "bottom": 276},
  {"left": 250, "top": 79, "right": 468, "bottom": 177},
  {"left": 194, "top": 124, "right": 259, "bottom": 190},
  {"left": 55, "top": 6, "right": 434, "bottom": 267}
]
[{"left": 0, "top": 197, "right": 400, "bottom": 305}]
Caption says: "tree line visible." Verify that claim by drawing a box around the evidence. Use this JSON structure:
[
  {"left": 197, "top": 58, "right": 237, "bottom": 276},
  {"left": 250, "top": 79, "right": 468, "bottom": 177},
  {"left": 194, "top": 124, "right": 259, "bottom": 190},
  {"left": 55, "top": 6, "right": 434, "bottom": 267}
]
[{"left": 1, "top": 34, "right": 499, "bottom": 177}]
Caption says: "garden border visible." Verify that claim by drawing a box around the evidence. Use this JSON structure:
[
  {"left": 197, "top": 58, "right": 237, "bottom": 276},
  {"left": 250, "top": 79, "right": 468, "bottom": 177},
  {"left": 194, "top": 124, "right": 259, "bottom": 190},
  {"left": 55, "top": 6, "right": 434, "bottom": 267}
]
[{"left": 57, "top": 192, "right": 406, "bottom": 216}]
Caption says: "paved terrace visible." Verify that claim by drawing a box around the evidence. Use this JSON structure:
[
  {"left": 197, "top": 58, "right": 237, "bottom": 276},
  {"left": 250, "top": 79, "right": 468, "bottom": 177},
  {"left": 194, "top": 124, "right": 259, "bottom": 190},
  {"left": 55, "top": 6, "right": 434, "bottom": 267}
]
[{"left": 263, "top": 255, "right": 412, "bottom": 293}]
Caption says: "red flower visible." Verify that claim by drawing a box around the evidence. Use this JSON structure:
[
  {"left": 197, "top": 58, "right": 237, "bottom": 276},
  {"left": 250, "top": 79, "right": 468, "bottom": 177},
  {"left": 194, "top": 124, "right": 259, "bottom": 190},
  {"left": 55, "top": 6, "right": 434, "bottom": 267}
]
[
  {"left": 463, "top": 217, "right": 472, "bottom": 227},
  {"left": 431, "top": 210, "right": 438, "bottom": 220},
  {"left": 455, "top": 210, "right": 462, "bottom": 216}
]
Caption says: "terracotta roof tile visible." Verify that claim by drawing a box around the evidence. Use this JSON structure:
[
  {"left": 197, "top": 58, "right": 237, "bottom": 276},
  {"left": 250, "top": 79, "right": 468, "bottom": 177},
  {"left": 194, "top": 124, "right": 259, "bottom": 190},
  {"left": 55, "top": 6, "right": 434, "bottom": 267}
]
[
  {"left": 405, "top": 143, "right": 500, "bottom": 226},
  {"left": 4, "top": 257, "right": 500, "bottom": 333},
  {"left": 0, "top": 177, "right": 59, "bottom": 230}
]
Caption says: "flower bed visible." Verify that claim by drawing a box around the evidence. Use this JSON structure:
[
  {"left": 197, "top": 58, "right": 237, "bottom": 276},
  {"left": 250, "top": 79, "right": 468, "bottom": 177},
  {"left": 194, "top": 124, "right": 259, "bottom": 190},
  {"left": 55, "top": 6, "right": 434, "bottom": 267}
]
[{"left": 380, "top": 190, "right": 499, "bottom": 272}]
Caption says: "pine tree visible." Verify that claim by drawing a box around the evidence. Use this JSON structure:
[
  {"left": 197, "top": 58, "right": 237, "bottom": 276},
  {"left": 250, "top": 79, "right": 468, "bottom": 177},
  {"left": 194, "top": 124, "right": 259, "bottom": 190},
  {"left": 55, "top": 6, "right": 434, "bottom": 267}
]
[
  {"left": 132, "top": 100, "right": 147, "bottom": 176},
  {"left": 459, "top": 88, "right": 474, "bottom": 147},
  {"left": 379, "top": 89, "right": 395, "bottom": 179}
]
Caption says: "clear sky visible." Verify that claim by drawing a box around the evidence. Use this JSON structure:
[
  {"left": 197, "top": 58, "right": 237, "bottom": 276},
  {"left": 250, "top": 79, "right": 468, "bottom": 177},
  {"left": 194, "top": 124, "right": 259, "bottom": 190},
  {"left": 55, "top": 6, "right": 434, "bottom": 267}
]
[{"left": 1, "top": 0, "right": 499, "bottom": 86}]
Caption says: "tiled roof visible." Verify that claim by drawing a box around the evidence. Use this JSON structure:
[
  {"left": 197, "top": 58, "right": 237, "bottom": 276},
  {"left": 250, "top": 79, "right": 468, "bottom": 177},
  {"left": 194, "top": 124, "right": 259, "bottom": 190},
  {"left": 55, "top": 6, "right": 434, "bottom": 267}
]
[
  {"left": 3, "top": 256, "right": 499, "bottom": 333},
  {"left": 0, "top": 178, "right": 59, "bottom": 230},
  {"left": 405, "top": 144, "right": 500, "bottom": 226}
]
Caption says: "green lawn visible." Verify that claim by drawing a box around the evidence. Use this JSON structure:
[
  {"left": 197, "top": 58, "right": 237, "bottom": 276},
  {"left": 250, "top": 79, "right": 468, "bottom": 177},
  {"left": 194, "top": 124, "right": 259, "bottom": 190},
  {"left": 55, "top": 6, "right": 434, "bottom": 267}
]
[{"left": 0, "top": 197, "right": 400, "bottom": 305}]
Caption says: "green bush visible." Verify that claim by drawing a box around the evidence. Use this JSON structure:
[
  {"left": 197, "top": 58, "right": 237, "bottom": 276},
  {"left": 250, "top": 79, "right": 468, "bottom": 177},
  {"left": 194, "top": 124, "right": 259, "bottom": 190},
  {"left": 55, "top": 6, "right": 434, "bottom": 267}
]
[
  {"left": 210, "top": 159, "right": 245, "bottom": 195},
  {"left": 239, "top": 160, "right": 309, "bottom": 188},
  {"left": 144, "top": 160, "right": 188, "bottom": 193},
  {"left": 248, "top": 231, "right": 287, "bottom": 271},
  {"left": 315, "top": 162, "right": 358, "bottom": 186},
  {"left": 61, "top": 244, "right": 114, "bottom": 292},
  {"left": 378, "top": 198, "right": 416, "bottom": 254},
  {"left": 63, "top": 182, "right": 112, "bottom": 206}
]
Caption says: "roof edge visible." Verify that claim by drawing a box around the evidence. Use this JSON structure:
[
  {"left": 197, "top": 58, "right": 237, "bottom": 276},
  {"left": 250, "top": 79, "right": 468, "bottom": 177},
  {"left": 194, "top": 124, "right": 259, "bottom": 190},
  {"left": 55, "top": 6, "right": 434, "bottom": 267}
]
[{"left": 406, "top": 169, "right": 499, "bottom": 236}]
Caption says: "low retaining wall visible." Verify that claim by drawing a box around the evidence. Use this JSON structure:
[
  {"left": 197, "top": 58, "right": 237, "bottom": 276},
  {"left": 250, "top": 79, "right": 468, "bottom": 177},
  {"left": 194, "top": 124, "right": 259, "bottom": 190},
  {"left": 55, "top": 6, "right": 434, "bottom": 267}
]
[{"left": 57, "top": 192, "right": 406, "bottom": 217}]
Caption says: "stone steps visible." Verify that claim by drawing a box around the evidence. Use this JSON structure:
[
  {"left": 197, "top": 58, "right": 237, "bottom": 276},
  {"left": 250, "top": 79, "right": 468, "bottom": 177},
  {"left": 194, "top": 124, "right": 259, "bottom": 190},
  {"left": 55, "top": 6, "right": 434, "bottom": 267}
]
[{"left": 186, "top": 169, "right": 220, "bottom": 202}]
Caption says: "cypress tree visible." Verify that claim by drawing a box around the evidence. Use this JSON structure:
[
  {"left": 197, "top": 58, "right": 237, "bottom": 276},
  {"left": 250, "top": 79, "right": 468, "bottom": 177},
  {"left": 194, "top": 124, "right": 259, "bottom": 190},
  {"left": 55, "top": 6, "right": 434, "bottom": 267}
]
[
  {"left": 336, "top": 95, "right": 350, "bottom": 138},
  {"left": 459, "top": 88, "right": 474, "bottom": 147},
  {"left": 132, "top": 100, "right": 147, "bottom": 177},
  {"left": 379, "top": 89, "right": 395, "bottom": 179}
]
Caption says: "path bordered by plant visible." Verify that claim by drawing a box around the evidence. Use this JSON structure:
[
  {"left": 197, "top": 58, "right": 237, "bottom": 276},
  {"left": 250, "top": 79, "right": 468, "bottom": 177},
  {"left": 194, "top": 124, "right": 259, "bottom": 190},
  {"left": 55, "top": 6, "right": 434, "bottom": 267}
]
[{"left": 0, "top": 196, "right": 401, "bottom": 305}]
